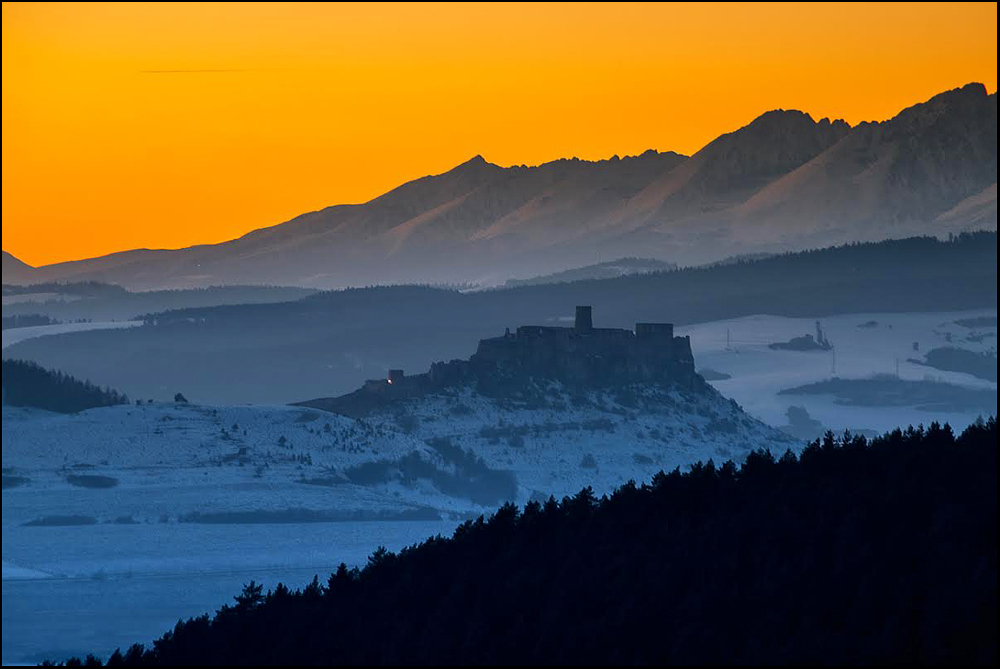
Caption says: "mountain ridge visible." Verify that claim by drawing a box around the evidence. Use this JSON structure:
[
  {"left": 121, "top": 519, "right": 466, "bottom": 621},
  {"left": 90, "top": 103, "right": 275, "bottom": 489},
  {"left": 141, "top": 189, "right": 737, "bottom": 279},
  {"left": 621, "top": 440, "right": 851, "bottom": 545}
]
[{"left": 4, "top": 83, "right": 995, "bottom": 290}]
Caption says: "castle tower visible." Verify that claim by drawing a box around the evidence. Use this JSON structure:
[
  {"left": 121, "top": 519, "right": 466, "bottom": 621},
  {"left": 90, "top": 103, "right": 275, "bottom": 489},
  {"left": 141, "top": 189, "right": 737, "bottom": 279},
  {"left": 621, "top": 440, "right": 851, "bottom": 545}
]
[{"left": 575, "top": 305, "right": 593, "bottom": 331}]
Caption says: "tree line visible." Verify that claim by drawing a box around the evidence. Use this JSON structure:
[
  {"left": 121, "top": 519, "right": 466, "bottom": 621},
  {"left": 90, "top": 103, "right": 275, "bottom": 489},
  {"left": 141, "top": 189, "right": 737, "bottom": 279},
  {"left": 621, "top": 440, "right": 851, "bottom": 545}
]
[
  {"left": 54, "top": 418, "right": 996, "bottom": 665},
  {"left": 2, "top": 359, "right": 128, "bottom": 413},
  {"left": 1, "top": 313, "right": 60, "bottom": 330},
  {"left": 29, "top": 231, "right": 989, "bottom": 406}
]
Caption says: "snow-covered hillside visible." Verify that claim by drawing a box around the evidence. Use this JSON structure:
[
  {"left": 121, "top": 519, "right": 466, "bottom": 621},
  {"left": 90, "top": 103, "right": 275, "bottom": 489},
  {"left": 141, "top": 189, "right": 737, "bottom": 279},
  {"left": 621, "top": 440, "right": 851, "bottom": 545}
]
[
  {"left": 2, "top": 380, "right": 787, "bottom": 663},
  {"left": 324, "top": 381, "right": 790, "bottom": 505},
  {"left": 4, "top": 307, "right": 994, "bottom": 664},
  {"left": 682, "top": 309, "right": 997, "bottom": 436},
  {"left": 2, "top": 320, "right": 139, "bottom": 351},
  {"left": 3, "top": 380, "right": 788, "bottom": 528}
]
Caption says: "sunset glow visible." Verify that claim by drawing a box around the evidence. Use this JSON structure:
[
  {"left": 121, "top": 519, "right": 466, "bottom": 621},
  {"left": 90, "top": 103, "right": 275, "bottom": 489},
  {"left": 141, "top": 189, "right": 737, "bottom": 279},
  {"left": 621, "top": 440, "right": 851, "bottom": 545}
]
[{"left": 3, "top": 2, "right": 996, "bottom": 266}]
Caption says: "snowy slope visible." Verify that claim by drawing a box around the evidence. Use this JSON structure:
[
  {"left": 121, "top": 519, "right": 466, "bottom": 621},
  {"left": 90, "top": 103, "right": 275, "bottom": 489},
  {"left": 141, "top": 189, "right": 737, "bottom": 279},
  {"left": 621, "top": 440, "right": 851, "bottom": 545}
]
[
  {"left": 3, "top": 382, "right": 790, "bottom": 527},
  {"left": 5, "top": 308, "right": 993, "bottom": 664},
  {"left": 2, "top": 379, "right": 789, "bottom": 663},
  {"left": 682, "top": 308, "right": 997, "bottom": 435},
  {"left": 329, "top": 381, "right": 790, "bottom": 504},
  {"left": 2, "top": 320, "right": 140, "bottom": 351},
  {"left": 2, "top": 403, "right": 434, "bottom": 523}
]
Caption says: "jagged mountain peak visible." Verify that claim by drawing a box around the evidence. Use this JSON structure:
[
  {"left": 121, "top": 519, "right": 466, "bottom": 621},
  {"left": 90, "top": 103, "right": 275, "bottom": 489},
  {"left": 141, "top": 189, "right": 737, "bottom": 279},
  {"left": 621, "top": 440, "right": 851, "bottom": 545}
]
[
  {"left": 449, "top": 153, "right": 498, "bottom": 172},
  {"left": 735, "top": 82, "right": 997, "bottom": 244},
  {"left": 922, "top": 81, "right": 990, "bottom": 105},
  {"left": 884, "top": 81, "right": 995, "bottom": 137},
  {"left": 701, "top": 107, "right": 851, "bottom": 156},
  {"left": 12, "top": 84, "right": 994, "bottom": 289},
  {"left": 744, "top": 107, "right": 824, "bottom": 128},
  {"left": 631, "top": 106, "right": 851, "bottom": 210}
]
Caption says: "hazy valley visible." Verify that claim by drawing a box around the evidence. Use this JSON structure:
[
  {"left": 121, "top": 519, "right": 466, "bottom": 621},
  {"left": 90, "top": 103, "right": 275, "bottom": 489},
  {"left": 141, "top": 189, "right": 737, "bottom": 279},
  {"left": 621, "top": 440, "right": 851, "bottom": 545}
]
[{"left": 2, "top": 56, "right": 997, "bottom": 666}]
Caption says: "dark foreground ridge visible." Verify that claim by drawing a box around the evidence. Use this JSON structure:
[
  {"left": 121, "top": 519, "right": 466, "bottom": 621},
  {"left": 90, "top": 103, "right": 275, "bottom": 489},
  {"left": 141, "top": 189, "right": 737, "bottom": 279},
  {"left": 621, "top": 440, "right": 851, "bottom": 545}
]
[{"left": 57, "top": 419, "right": 997, "bottom": 665}]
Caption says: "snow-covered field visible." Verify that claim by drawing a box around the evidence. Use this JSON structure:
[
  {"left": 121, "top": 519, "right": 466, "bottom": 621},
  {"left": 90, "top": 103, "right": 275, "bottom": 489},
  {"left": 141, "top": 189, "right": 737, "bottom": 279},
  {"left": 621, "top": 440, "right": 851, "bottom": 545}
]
[
  {"left": 2, "top": 520, "right": 457, "bottom": 664},
  {"left": 2, "top": 320, "right": 140, "bottom": 351},
  {"left": 2, "top": 308, "right": 995, "bottom": 663},
  {"left": 2, "top": 386, "right": 785, "bottom": 663},
  {"left": 2, "top": 404, "right": 464, "bottom": 662},
  {"left": 681, "top": 308, "right": 996, "bottom": 434}
]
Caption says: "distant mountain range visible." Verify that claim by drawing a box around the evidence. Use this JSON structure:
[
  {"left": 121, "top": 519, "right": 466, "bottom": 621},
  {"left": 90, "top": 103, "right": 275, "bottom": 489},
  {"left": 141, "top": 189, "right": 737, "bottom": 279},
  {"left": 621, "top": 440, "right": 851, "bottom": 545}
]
[
  {"left": 504, "top": 257, "right": 677, "bottom": 288},
  {"left": 3, "top": 83, "right": 995, "bottom": 290}
]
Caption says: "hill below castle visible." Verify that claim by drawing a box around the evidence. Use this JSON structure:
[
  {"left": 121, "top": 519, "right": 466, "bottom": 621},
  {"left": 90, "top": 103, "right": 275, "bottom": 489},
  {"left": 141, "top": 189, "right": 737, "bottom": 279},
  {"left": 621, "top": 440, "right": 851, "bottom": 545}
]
[{"left": 291, "top": 306, "right": 790, "bottom": 505}]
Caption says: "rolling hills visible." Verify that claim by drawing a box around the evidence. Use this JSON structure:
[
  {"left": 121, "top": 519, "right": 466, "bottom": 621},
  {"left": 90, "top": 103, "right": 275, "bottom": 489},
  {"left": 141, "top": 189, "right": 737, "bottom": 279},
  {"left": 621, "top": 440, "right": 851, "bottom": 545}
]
[{"left": 3, "top": 234, "right": 994, "bottom": 405}]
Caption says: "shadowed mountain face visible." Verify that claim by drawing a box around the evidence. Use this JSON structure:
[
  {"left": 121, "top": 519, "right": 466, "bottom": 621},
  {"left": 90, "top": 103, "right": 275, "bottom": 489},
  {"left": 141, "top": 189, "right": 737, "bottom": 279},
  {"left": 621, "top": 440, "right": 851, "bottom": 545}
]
[
  {"left": 624, "top": 109, "right": 851, "bottom": 218},
  {"left": 734, "top": 83, "right": 998, "bottom": 246},
  {"left": 5, "top": 84, "right": 995, "bottom": 290}
]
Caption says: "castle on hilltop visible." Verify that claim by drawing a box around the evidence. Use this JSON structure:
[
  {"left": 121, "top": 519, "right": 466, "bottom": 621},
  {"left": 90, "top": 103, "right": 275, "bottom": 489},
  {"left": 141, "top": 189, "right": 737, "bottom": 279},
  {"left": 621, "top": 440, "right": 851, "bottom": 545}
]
[
  {"left": 298, "top": 306, "right": 702, "bottom": 416},
  {"left": 358, "top": 306, "right": 696, "bottom": 397},
  {"left": 462, "top": 306, "right": 695, "bottom": 385}
]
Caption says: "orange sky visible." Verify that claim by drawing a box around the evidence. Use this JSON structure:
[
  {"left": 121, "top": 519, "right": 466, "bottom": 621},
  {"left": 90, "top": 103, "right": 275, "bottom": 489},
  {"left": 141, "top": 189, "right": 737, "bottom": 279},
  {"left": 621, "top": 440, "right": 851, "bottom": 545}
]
[{"left": 2, "top": 2, "right": 996, "bottom": 267}]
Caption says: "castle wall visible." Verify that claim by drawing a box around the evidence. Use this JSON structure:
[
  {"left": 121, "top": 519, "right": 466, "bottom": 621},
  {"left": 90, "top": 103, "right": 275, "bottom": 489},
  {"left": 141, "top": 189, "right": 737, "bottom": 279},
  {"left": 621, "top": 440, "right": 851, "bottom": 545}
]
[
  {"left": 471, "top": 322, "right": 696, "bottom": 387},
  {"left": 318, "top": 309, "right": 700, "bottom": 416},
  {"left": 354, "top": 308, "right": 698, "bottom": 409},
  {"left": 636, "top": 322, "right": 674, "bottom": 339}
]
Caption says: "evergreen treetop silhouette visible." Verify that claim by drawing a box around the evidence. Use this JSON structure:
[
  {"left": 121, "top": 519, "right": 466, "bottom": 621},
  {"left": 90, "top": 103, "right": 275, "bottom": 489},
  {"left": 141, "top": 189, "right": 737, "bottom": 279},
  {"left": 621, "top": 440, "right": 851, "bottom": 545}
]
[{"left": 52, "top": 418, "right": 996, "bottom": 666}]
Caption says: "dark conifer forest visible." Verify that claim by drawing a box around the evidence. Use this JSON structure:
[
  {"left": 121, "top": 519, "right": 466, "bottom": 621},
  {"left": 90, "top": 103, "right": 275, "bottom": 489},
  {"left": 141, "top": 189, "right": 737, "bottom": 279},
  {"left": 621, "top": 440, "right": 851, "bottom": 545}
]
[
  {"left": 1, "top": 313, "right": 60, "bottom": 329},
  {"left": 56, "top": 419, "right": 997, "bottom": 666},
  {"left": 1, "top": 359, "right": 128, "bottom": 413}
]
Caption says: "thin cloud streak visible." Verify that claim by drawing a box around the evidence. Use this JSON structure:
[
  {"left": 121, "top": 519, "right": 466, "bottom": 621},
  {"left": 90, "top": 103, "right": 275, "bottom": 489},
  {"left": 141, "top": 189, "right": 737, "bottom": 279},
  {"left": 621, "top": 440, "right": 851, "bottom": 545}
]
[{"left": 139, "top": 69, "right": 251, "bottom": 74}]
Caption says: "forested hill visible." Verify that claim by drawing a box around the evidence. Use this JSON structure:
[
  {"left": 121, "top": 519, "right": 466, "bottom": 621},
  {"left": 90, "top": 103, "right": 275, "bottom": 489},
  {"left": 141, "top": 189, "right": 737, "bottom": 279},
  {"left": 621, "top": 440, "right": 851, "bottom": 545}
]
[
  {"left": 1, "top": 359, "right": 129, "bottom": 413},
  {"left": 7, "top": 233, "right": 995, "bottom": 405},
  {"left": 152, "top": 232, "right": 998, "bottom": 328},
  {"left": 1, "top": 283, "right": 318, "bottom": 323},
  {"left": 59, "top": 419, "right": 997, "bottom": 666}
]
